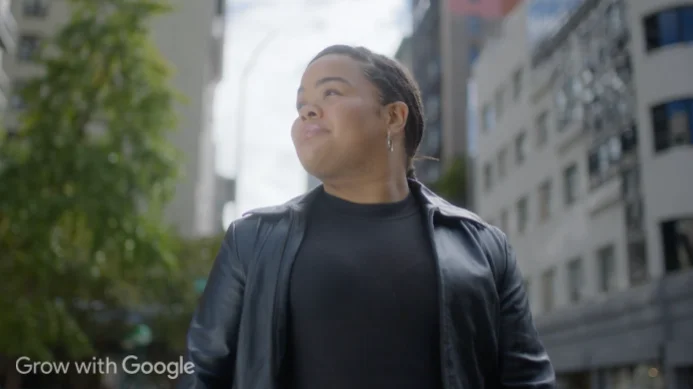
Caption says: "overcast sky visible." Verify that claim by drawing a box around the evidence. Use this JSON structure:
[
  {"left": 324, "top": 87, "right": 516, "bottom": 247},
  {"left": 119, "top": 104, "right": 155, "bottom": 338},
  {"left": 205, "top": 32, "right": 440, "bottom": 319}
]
[{"left": 214, "top": 0, "right": 411, "bottom": 222}]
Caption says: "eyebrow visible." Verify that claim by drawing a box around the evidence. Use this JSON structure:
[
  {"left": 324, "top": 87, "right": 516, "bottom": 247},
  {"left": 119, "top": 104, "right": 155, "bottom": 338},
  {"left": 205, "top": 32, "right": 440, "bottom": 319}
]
[{"left": 297, "top": 76, "right": 351, "bottom": 93}]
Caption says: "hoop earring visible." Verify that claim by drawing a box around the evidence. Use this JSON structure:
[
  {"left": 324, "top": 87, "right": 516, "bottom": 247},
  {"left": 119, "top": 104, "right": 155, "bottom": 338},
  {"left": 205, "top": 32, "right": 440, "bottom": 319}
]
[{"left": 387, "top": 132, "right": 394, "bottom": 152}]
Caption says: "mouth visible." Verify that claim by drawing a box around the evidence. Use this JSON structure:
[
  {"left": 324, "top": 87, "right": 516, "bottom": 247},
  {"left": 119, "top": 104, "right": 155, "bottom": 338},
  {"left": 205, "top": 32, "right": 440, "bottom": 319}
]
[{"left": 301, "top": 123, "right": 329, "bottom": 139}]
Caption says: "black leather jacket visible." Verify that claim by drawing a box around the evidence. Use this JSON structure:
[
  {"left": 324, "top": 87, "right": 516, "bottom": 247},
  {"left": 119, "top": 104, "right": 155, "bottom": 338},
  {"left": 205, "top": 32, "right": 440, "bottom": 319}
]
[{"left": 177, "top": 180, "right": 555, "bottom": 389}]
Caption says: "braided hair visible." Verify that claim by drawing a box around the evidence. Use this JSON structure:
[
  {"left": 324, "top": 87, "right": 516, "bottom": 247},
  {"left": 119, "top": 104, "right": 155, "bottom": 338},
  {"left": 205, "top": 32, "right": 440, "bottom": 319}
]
[{"left": 309, "top": 45, "right": 425, "bottom": 179}]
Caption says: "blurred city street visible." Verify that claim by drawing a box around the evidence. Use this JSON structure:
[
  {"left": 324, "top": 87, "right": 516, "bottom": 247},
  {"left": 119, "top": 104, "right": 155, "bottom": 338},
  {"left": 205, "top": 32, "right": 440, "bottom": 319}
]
[{"left": 1, "top": 0, "right": 692, "bottom": 388}]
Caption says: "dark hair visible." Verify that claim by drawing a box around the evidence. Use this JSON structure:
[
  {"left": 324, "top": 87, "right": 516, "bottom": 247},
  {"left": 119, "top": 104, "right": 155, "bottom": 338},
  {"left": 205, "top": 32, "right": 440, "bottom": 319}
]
[{"left": 309, "top": 45, "right": 425, "bottom": 179}]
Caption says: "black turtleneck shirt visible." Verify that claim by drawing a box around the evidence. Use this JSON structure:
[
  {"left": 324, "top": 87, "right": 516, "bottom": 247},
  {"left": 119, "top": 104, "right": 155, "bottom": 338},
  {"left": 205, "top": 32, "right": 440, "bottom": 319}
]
[{"left": 286, "top": 188, "right": 443, "bottom": 389}]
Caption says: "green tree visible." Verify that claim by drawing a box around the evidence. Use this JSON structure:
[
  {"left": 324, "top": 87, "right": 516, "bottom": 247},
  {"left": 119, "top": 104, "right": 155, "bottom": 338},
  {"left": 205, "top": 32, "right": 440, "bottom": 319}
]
[
  {"left": 0, "top": 0, "right": 183, "bottom": 385},
  {"left": 431, "top": 155, "right": 469, "bottom": 206}
]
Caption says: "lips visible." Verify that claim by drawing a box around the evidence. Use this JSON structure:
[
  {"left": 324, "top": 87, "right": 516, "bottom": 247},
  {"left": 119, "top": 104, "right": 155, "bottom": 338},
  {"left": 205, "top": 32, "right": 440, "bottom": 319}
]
[{"left": 301, "top": 123, "right": 329, "bottom": 139}]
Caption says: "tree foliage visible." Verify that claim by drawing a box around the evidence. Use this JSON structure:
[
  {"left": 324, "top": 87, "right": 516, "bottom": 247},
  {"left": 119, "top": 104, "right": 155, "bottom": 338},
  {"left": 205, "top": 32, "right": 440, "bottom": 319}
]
[
  {"left": 431, "top": 155, "right": 468, "bottom": 206},
  {"left": 0, "top": 0, "right": 185, "bottom": 363}
]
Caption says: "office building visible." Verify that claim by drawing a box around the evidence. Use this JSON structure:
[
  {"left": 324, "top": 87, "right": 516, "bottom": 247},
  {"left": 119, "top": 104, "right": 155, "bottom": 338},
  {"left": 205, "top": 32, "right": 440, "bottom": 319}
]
[
  {"left": 406, "top": 0, "right": 521, "bottom": 206},
  {"left": 0, "top": 0, "right": 16, "bottom": 114},
  {"left": 4, "top": 0, "right": 225, "bottom": 237},
  {"left": 394, "top": 35, "right": 413, "bottom": 71},
  {"left": 472, "top": 0, "right": 693, "bottom": 387}
]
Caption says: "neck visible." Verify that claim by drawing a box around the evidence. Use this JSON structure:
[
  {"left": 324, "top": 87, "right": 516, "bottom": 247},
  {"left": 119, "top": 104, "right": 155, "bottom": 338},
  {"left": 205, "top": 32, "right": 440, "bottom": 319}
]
[{"left": 321, "top": 172, "right": 410, "bottom": 204}]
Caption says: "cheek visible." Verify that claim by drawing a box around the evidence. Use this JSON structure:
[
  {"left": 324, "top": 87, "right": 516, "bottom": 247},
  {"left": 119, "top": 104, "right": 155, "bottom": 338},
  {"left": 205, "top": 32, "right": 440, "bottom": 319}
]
[{"left": 329, "top": 100, "right": 379, "bottom": 142}]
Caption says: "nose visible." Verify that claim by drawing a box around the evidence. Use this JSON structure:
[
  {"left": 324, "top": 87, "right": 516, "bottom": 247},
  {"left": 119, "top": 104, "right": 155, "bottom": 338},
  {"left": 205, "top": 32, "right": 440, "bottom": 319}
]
[{"left": 299, "top": 104, "right": 321, "bottom": 121}]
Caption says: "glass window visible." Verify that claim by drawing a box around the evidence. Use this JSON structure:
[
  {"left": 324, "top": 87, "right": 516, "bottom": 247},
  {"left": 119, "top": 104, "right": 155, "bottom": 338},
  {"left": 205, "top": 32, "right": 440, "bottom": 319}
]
[
  {"left": 597, "top": 244, "right": 617, "bottom": 293},
  {"left": 538, "top": 179, "right": 551, "bottom": 222},
  {"left": 515, "top": 131, "right": 527, "bottom": 164},
  {"left": 644, "top": 6, "right": 693, "bottom": 50},
  {"left": 536, "top": 111, "right": 549, "bottom": 146},
  {"left": 10, "top": 80, "right": 27, "bottom": 110},
  {"left": 661, "top": 218, "right": 693, "bottom": 274},
  {"left": 18, "top": 34, "right": 41, "bottom": 62},
  {"left": 512, "top": 68, "right": 522, "bottom": 101},
  {"left": 683, "top": 8, "right": 693, "bottom": 41},
  {"left": 628, "top": 240, "right": 649, "bottom": 286},
  {"left": 659, "top": 10, "right": 680, "bottom": 46},
  {"left": 483, "top": 162, "right": 493, "bottom": 191},
  {"left": 567, "top": 257, "right": 583, "bottom": 303},
  {"left": 563, "top": 163, "right": 578, "bottom": 206},
  {"left": 651, "top": 98, "right": 693, "bottom": 152},
  {"left": 22, "top": 0, "right": 49, "bottom": 17},
  {"left": 495, "top": 87, "right": 504, "bottom": 119},
  {"left": 516, "top": 196, "right": 528, "bottom": 234},
  {"left": 497, "top": 147, "right": 507, "bottom": 178}
]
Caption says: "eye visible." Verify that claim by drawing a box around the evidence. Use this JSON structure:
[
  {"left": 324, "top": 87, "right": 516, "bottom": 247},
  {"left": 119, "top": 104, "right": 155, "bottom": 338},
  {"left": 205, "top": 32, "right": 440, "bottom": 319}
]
[
  {"left": 323, "top": 88, "right": 341, "bottom": 97},
  {"left": 296, "top": 101, "right": 304, "bottom": 111}
]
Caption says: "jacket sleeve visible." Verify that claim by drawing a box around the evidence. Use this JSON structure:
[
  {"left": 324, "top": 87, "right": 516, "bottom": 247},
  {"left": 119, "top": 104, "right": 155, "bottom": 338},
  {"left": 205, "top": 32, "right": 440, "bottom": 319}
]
[
  {"left": 495, "top": 230, "right": 556, "bottom": 389},
  {"left": 177, "top": 222, "right": 245, "bottom": 389}
]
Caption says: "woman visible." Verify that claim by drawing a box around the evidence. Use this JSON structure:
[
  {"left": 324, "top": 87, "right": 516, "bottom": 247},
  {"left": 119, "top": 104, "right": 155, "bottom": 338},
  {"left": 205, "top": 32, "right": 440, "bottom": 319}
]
[{"left": 177, "top": 45, "right": 555, "bottom": 389}]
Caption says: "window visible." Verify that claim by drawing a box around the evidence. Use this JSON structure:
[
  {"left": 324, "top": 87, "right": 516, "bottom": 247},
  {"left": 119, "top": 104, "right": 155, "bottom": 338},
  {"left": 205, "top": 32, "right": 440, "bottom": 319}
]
[
  {"left": 497, "top": 147, "right": 507, "bottom": 178},
  {"left": 628, "top": 240, "right": 649, "bottom": 286},
  {"left": 18, "top": 34, "right": 40, "bottom": 62},
  {"left": 515, "top": 131, "right": 527, "bottom": 164},
  {"left": 597, "top": 244, "right": 617, "bottom": 293},
  {"left": 567, "top": 257, "right": 583, "bottom": 303},
  {"left": 10, "top": 80, "right": 27, "bottom": 110},
  {"left": 494, "top": 87, "right": 505, "bottom": 119},
  {"left": 651, "top": 98, "right": 693, "bottom": 152},
  {"left": 538, "top": 179, "right": 551, "bottom": 222},
  {"left": 22, "top": 0, "right": 49, "bottom": 17},
  {"left": 661, "top": 218, "right": 693, "bottom": 274},
  {"left": 512, "top": 68, "right": 523, "bottom": 101},
  {"left": 541, "top": 268, "right": 555, "bottom": 312},
  {"left": 481, "top": 103, "right": 494, "bottom": 132},
  {"left": 536, "top": 111, "right": 549, "bottom": 146},
  {"left": 621, "top": 125, "right": 638, "bottom": 155},
  {"left": 644, "top": 6, "right": 693, "bottom": 51},
  {"left": 483, "top": 162, "right": 493, "bottom": 191},
  {"left": 563, "top": 163, "right": 578, "bottom": 206},
  {"left": 588, "top": 135, "right": 623, "bottom": 188},
  {"left": 516, "top": 196, "right": 528, "bottom": 234},
  {"left": 606, "top": 2, "right": 625, "bottom": 34}
]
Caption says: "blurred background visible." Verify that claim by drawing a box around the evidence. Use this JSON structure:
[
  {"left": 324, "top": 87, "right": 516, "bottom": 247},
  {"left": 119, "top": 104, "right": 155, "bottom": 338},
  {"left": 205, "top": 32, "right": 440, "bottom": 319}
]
[{"left": 0, "top": 0, "right": 691, "bottom": 388}]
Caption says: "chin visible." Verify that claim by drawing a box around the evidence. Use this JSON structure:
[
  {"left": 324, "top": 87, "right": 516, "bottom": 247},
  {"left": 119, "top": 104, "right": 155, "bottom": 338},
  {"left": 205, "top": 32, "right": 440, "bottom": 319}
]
[{"left": 297, "top": 151, "right": 330, "bottom": 180}]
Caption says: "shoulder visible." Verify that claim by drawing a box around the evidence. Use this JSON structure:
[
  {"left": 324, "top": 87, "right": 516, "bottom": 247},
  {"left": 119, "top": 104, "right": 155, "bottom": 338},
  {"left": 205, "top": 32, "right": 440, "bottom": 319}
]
[{"left": 435, "top": 201, "right": 511, "bottom": 278}]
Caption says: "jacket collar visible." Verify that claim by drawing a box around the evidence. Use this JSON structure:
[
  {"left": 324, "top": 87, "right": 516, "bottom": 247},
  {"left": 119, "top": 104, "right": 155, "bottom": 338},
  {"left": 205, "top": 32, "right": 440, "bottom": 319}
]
[{"left": 243, "top": 179, "right": 484, "bottom": 224}]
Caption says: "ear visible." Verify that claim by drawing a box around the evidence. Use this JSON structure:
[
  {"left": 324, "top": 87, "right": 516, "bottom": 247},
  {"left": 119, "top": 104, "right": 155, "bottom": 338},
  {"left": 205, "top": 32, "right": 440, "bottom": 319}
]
[{"left": 384, "top": 101, "right": 408, "bottom": 136}]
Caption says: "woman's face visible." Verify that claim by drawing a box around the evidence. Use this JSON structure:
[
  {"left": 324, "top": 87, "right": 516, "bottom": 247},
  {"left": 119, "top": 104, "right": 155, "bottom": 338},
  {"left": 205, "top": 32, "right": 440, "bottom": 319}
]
[{"left": 291, "top": 54, "right": 388, "bottom": 180}]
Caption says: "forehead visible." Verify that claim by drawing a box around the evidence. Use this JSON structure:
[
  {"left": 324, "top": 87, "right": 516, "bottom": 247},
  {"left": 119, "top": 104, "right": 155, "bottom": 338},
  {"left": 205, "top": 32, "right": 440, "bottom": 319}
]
[{"left": 301, "top": 54, "right": 367, "bottom": 86}]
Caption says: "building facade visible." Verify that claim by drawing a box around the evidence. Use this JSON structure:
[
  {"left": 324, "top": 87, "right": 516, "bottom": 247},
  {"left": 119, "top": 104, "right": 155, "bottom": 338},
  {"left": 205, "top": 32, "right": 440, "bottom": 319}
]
[
  {"left": 472, "top": 0, "right": 693, "bottom": 387},
  {"left": 0, "top": 0, "right": 16, "bottom": 114},
  {"left": 406, "top": 0, "right": 521, "bottom": 206},
  {"left": 4, "top": 0, "right": 225, "bottom": 237}
]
